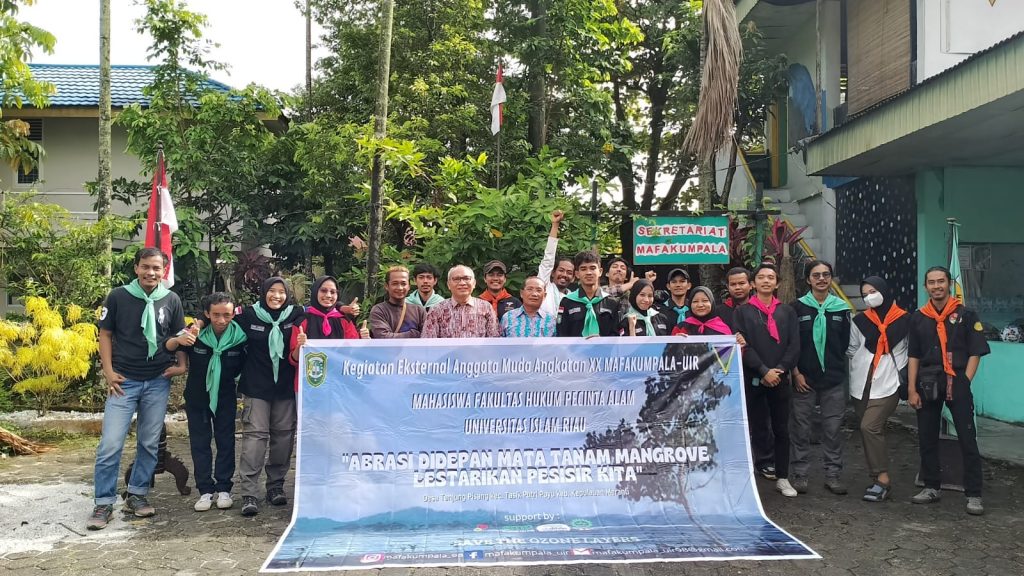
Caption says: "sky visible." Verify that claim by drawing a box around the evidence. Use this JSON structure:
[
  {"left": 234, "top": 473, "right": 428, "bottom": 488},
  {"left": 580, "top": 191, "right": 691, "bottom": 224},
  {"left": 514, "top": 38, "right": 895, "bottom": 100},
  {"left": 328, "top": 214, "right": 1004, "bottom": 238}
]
[{"left": 20, "top": 0, "right": 328, "bottom": 93}]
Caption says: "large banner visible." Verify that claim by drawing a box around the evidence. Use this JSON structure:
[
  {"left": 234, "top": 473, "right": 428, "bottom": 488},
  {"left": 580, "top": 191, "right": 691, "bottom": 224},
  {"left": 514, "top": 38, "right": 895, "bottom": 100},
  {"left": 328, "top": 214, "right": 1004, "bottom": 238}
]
[{"left": 263, "top": 337, "right": 817, "bottom": 571}]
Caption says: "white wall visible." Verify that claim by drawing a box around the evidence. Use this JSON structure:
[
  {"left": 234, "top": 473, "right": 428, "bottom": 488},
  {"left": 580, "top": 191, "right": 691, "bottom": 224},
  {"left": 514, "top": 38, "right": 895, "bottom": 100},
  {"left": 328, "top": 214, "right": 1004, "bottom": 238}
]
[{"left": 917, "top": 0, "right": 1024, "bottom": 82}]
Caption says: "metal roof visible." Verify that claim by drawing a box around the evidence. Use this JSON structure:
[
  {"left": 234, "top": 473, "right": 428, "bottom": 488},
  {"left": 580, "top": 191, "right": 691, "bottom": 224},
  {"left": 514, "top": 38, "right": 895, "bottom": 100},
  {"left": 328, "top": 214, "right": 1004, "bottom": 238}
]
[{"left": 21, "top": 64, "right": 234, "bottom": 108}]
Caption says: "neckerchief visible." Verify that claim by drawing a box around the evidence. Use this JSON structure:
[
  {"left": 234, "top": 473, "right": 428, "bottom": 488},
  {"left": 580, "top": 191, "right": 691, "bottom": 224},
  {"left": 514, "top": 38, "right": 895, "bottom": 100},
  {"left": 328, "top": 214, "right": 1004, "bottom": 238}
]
[
  {"left": 749, "top": 296, "right": 782, "bottom": 343},
  {"left": 252, "top": 302, "right": 295, "bottom": 382},
  {"left": 198, "top": 322, "right": 247, "bottom": 413},
  {"left": 408, "top": 291, "right": 444, "bottom": 309},
  {"left": 798, "top": 292, "right": 851, "bottom": 371},
  {"left": 306, "top": 306, "right": 343, "bottom": 337},
  {"left": 666, "top": 299, "right": 689, "bottom": 323},
  {"left": 628, "top": 306, "right": 657, "bottom": 336},
  {"left": 919, "top": 298, "right": 961, "bottom": 399},
  {"left": 684, "top": 314, "right": 732, "bottom": 335},
  {"left": 563, "top": 288, "right": 604, "bottom": 337},
  {"left": 480, "top": 289, "right": 513, "bottom": 314},
  {"left": 123, "top": 279, "right": 171, "bottom": 359},
  {"left": 862, "top": 304, "right": 907, "bottom": 371}
]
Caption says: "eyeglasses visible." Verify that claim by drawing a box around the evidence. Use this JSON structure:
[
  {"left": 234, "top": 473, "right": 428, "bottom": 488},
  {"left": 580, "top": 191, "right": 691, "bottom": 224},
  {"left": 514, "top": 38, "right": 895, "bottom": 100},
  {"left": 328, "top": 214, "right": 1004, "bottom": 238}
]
[
  {"left": 810, "top": 272, "right": 832, "bottom": 280},
  {"left": 450, "top": 276, "right": 473, "bottom": 283}
]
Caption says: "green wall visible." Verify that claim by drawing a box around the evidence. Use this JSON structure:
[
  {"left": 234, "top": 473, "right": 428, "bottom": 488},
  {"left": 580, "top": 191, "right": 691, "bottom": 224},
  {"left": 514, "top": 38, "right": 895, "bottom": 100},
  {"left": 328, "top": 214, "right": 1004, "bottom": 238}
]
[{"left": 915, "top": 167, "right": 1024, "bottom": 424}]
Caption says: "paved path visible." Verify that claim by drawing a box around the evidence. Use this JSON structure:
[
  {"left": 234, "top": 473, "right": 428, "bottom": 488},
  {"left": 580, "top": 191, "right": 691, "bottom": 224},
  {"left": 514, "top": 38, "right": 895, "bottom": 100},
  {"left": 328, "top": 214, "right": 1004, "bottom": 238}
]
[{"left": 2, "top": 416, "right": 1023, "bottom": 576}]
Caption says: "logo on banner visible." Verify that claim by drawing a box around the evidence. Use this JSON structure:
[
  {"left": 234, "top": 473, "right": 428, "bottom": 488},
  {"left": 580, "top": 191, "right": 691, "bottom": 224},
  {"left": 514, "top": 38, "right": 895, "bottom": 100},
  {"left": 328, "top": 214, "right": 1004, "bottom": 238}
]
[
  {"left": 569, "top": 548, "right": 593, "bottom": 556},
  {"left": 463, "top": 550, "right": 486, "bottom": 561},
  {"left": 536, "top": 523, "right": 571, "bottom": 532},
  {"left": 571, "top": 519, "right": 593, "bottom": 530},
  {"left": 360, "top": 553, "right": 384, "bottom": 563},
  {"left": 306, "top": 352, "right": 327, "bottom": 387}
]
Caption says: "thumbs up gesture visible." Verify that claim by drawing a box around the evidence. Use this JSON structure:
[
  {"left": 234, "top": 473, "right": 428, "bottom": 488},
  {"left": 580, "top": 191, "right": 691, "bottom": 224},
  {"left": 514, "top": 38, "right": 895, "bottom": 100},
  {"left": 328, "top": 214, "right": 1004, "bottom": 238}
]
[
  {"left": 341, "top": 297, "right": 360, "bottom": 317},
  {"left": 296, "top": 324, "right": 307, "bottom": 348},
  {"left": 178, "top": 323, "right": 198, "bottom": 347},
  {"left": 359, "top": 320, "right": 370, "bottom": 340}
]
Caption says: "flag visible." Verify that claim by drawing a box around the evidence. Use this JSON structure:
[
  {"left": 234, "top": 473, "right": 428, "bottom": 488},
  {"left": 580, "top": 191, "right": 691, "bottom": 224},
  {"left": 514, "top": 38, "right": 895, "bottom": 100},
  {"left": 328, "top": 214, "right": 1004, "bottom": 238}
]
[
  {"left": 490, "top": 64, "right": 506, "bottom": 135},
  {"left": 144, "top": 150, "right": 178, "bottom": 288},
  {"left": 949, "top": 221, "right": 964, "bottom": 300}
]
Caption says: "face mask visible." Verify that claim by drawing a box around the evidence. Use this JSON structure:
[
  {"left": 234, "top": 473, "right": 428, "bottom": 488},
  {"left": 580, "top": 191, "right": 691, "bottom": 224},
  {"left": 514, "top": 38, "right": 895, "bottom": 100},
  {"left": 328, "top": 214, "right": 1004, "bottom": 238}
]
[{"left": 863, "top": 292, "right": 884, "bottom": 309}]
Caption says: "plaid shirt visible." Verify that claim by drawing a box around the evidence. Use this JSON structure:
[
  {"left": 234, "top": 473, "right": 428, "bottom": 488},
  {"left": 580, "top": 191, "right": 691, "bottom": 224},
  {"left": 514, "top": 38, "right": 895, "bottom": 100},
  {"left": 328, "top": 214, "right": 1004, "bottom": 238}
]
[
  {"left": 500, "top": 307, "right": 555, "bottom": 337},
  {"left": 421, "top": 297, "right": 500, "bottom": 338}
]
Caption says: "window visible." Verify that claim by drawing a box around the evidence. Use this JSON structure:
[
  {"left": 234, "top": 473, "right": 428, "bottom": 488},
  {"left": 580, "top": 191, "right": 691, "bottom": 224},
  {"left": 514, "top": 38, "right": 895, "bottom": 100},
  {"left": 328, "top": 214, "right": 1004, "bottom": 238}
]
[
  {"left": 16, "top": 118, "right": 43, "bottom": 185},
  {"left": 960, "top": 242, "right": 1024, "bottom": 343}
]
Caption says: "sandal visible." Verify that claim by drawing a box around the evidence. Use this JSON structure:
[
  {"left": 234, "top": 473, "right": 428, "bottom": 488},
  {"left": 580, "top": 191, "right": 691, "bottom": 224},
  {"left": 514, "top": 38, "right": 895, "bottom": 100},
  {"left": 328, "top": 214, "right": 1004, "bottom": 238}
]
[{"left": 862, "top": 483, "right": 890, "bottom": 502}]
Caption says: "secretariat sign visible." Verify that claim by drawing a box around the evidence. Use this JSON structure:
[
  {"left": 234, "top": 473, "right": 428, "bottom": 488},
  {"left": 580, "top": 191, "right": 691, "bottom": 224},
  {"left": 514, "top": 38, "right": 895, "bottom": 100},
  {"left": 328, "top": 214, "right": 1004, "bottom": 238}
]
[
  {"left": 632, "top": 215, "right": 730, "bottom": 265},
  {"left": 262, "top": 338, "right": 818, "bottom": 572}
]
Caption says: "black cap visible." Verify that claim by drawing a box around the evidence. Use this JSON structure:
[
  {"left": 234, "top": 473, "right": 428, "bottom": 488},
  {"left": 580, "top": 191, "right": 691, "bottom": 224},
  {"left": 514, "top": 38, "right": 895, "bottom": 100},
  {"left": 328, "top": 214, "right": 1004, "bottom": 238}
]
[
  {"left": 483, "top": 260, "right": 507, "bottom": 274},
  {"left": 668, "top": 268, "right": 690, "bottom": 281}
]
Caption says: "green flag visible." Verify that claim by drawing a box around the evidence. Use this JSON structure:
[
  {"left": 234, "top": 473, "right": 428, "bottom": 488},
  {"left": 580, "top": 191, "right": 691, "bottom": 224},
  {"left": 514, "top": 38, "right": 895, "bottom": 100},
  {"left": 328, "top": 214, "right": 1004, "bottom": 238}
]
[{"left": 949, "top": 222, "right": 965, "bottom": 300}]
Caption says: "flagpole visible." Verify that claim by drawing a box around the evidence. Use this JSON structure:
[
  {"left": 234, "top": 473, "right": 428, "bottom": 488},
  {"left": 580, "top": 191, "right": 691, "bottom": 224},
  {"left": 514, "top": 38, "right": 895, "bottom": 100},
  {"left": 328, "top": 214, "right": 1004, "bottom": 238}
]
[
  {"left": 496, "top": 130, "right": 502, "bottom": 190},
  {"left": 155, "top": 142, "right": 164, "bottom": 252}
]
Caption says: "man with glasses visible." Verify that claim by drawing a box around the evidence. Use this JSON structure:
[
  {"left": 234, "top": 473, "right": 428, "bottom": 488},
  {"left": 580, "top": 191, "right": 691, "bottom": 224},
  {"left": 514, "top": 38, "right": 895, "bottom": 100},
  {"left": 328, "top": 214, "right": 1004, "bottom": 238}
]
[
  {"left": 501, "top": 276, "right": 555, "bottom": 337},
  {"left": 421, "top": 265, "right": 500, "bottom": 338},
  {"left": 790, "top": 260, "right": 852, "bottom": 495}
]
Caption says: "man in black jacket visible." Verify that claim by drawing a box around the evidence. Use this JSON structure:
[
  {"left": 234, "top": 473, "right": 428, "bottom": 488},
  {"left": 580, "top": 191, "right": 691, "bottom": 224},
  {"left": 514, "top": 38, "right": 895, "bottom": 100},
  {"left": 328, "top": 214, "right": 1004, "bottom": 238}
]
[
  {"left": 908, "top": 266, "right": 990, "bottom": 515},
  {"left": 733, "top": 263, "right": 801, "bottom": 497},
  {"left": 790, "top": 260, "right": 852, "bottom": 495},
  {"left": 557, "top": 251, "right": 620, "bottom": 337}
]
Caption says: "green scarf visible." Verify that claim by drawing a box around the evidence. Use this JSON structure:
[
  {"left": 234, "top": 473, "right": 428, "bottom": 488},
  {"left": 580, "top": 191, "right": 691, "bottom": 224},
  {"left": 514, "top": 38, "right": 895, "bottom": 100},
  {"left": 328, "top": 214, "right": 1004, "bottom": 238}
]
[
  {"left": 198, "top": 322, "right": 247, "bottom": 413},
  {"left": 798, "top": 292, "right": 850, "bottom": 371},
  {"left": 407, "top": 291, "right": 445, "bottom": 309},
  {"left": 123, "top": 279, "right": 171, "bottom": 359},
  {"left": 252, "top": 302, "right": 295, "bottom": 382},
  {"left": 629, "top": 306, "right": 658, "bottom": 336},
  {"left": 563, "top": 289, "right": 604, "bottom": 337}
]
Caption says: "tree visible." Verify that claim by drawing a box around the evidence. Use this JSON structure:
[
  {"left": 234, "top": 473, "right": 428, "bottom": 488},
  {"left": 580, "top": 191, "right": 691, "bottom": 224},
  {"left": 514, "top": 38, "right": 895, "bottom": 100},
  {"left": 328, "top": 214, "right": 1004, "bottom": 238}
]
[
  {"left": 98, "top": 0, "right": 113, "bottom": 278},
  {"left": 0, "top": 0, "right": 55, "bottom": 180},
  {"left": 365, "top": 0, "right": 396, "bottom": 301}
]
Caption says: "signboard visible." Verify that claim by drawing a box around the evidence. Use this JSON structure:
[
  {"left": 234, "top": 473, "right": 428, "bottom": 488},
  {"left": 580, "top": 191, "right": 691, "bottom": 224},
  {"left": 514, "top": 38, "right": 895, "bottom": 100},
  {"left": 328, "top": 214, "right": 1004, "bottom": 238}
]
[
  {"left": 262, "top": 337, "right": 818, "bottom": 572},
  {"left": 632, "top": 215, "right": 730, "bottom": 265}
]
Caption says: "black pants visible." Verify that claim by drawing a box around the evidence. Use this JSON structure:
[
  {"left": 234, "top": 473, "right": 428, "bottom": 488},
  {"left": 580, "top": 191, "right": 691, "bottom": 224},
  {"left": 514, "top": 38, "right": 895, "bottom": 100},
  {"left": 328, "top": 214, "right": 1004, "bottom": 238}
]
[
  {"left": 916, "top": 373, "right": 983, "bottom": 497},
  {"left": 186, "top": 395, "right": 237, "bottom": 494},
  {"left": 745, "top": 380, "right": 791, "bottom": 479}
]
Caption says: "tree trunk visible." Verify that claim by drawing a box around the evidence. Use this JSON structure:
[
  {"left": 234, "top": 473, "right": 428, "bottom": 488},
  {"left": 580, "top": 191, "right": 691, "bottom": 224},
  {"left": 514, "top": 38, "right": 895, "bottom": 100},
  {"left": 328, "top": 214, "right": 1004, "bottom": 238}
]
[
  {"left": 365, "top": 0, "right": 395, "bottom": 302},
  {"left": 640, "top": 81, "right": 667, "bottom": 211},
  {"left": 527, "top": 0, "right": 548, "bottom": 153},
  {"left": 97, "top": 0, "right": 112, "bottom": 279},
  {"left": 720, "top": 138, "right": 739, "bottom": 209},
  {"left": 0, "top": 426, "right": 49, "bottom": 455},
  {"left": 778, "top": 245, "right": 796, "bottom": 303},
  {"left": 697, "top": 27, "right": 725, "bottom": 291},
  {"left": 305, "top": 0, "right": 313, "bottom": 101}
]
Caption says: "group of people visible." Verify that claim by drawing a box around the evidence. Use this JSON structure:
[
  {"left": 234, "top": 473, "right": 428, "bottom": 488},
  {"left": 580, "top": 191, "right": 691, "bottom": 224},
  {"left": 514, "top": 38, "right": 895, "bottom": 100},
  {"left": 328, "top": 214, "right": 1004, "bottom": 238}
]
[{"left": 85, "top": 210, "right": 991, "bottom": 531}]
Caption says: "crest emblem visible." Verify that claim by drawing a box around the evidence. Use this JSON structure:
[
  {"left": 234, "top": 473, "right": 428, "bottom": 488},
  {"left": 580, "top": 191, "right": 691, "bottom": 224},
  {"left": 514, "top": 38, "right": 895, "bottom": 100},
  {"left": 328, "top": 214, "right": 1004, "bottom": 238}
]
[{"left": 305, "top": 352, "right": 328, "bottom": 387}]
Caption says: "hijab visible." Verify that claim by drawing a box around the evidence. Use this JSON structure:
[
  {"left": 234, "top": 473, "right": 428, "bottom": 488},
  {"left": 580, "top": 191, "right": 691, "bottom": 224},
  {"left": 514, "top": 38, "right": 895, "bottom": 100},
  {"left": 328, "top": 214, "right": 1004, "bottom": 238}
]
[
  {"left": 257, "top": 276, "right": 294, "bottom": 319},
  {"left": 683, "top": 286, "right": 733, "bottom": 335},
  {"left": 627, "top": 280, "right": 659, "bottom": 336},
  {"left": 305, "top": 275, "right": 348, "bottom": 339},
  {"left": 853, "top": 275, "right": 910, "bottom": 353}
]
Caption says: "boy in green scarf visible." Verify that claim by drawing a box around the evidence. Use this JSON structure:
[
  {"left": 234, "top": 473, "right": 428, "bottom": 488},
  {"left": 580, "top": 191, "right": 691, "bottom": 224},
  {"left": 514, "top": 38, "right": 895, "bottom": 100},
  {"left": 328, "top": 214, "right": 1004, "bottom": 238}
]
[
  {"left": 791, "top": 260, "right": 852, "bottom": 496},
  {"left": 88, "top": 247, "right": 188, "bottom": 530},
  {"left": 181, "top": 292, "right": 247, "bottom": 512}
]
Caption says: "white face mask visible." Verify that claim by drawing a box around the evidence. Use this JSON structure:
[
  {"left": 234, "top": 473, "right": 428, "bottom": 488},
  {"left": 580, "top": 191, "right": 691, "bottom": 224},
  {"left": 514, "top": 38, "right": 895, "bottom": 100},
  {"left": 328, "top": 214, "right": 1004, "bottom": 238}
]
[{"left": 863, "top": 292, "right": 884, "bottom": 308}]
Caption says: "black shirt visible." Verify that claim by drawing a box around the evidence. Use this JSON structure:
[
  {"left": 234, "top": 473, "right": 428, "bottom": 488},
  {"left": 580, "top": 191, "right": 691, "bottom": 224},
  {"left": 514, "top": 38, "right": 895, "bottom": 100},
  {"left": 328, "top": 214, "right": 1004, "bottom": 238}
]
[
  {"left": 493, "top": 296, "right": 523, "bottom": 321},
  {"left": 617, "top": 310, "right": 673, "bottom": 336},
  {"left": 236, "top": 305, "right": 305, "bottom": 401},
  {"left": 556, "top": 292, "right": 621, "bottom": 337},
  {"left": 792, "top": 299, "right": 851, "bottom": 387},
  {"left": 183, "top": 328, "right": 247, "bottom": 411},
  {"left": 98, "top": 286, "right": 185, "bottom": 381},
  {"left": 908, "top": 303, "right": 990, "bottom": 371},
  {"left": 733, "top": 301, "right": 801, "bottom": 383}
]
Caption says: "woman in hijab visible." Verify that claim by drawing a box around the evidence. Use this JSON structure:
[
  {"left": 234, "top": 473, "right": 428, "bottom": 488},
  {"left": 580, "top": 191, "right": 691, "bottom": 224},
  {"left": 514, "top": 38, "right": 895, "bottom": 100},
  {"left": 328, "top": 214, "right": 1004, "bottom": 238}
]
[
  {"left": 290, "top": 276, "right": 368, "bottom": 361},
  {"left": 672, "top": 286, "right": 733, "bottom": 336},
  {"left": 235, "top": 277, "right": 306, "bottom": 517},
  {"left": 617, "top": 279, "right": 672, "bottom": 336},
  {"left": 848, "top": 275, "right": 910, "bottom": 503}
]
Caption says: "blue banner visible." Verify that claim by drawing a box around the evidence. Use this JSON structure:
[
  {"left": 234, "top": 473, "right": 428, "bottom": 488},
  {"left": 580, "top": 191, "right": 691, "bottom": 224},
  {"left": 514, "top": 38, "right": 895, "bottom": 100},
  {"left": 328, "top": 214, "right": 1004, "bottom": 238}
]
[{"left": 262, "top": 337, "right": 818, "bottom": 571}]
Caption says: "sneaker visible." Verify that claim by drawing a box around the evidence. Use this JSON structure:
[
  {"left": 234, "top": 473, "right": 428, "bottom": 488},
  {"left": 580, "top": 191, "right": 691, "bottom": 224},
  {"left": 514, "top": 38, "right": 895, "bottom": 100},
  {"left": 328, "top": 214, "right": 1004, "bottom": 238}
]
[
  {"left": 216, "top": 492, "right": 234, "bottom": 510},
  {"left": 790, "top": 476, "right": 809, "bottom": 494},
  {"left": 757, "top": 465, "right": 777, "bottom": 481},
  {"left": 966, "top": 497, "right": 984, "bottom": 516},
  {"left": 241, "top": 495, "right": 259, "bottom": 517},
  {"left": 824, "top": 477, "right": 848, "bottom": 495},
  {"left": 194, "top": 493, "right": 214, "bottom": 512},
  {"left": 863, "top": 483, "right": 890, "bottom": 503},
  {"left": 267, "top": 486, "right": 288, "bottom": 506},
  {"left": 86, "top": 504, "right": 113, "bottom": 531},
  {"left": 776, "top": 478, "right": 798, "bottom": 498},
  {"left": 123, "top": 494, "right": 156, "bottom": 518},
  {"left": 911, "top": 488, "right": 941, "bottom": 504}
]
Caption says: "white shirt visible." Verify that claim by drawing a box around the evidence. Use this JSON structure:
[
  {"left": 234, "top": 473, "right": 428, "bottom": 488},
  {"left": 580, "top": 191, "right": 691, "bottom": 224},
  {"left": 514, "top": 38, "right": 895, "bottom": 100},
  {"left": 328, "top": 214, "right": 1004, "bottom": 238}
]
[
  {"left": 537, "top": 236, "right": 568, "bottom": 318},
  {"left": 847, "top": 322, "right": 909, "bottom": 400}
]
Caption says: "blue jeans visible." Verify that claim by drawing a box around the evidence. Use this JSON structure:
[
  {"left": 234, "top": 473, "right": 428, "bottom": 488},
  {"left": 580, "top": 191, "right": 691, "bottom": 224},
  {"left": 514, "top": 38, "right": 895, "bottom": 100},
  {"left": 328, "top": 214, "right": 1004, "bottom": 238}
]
[{"left": 93, "top": 376, "right": 171, "bottom": 505}]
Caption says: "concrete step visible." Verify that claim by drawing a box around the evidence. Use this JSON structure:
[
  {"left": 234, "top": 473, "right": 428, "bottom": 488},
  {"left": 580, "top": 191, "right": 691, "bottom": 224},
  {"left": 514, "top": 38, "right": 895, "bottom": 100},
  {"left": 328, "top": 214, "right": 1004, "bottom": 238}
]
[
  {"left": 765, "top": 188, "right": 791, "bottom": 203},
  {"left": 783, "top": 213, "right": 808, "bottom": 227}
]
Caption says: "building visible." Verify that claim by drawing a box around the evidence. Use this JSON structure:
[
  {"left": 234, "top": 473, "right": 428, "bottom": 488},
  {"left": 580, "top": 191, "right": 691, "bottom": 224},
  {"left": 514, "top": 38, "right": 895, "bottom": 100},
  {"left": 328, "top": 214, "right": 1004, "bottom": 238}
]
[{"left": 729, "top": 0, "right": 1024, "bottom": 423}]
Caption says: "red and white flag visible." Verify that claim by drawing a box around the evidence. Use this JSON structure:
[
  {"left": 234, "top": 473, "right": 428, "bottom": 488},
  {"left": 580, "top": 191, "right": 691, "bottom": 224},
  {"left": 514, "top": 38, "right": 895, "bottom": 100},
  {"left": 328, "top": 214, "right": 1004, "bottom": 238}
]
[
  {"left": 144, "top": 150, "right": 178, "bottom": 288},
  {"left": 490, "top": 64, "right": 506, "bottom": 135}
]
